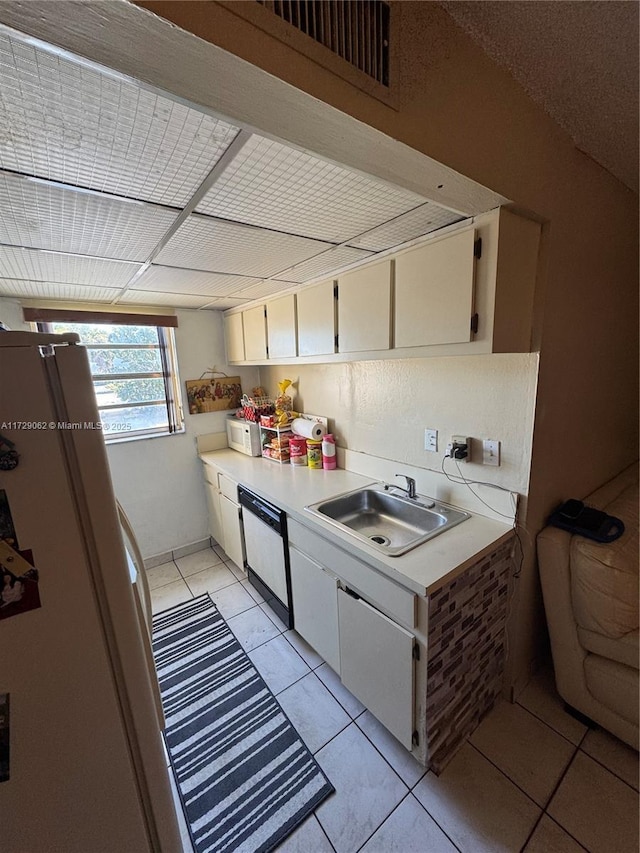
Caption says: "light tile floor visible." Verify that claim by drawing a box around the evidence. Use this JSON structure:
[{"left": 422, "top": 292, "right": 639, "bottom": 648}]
[{"left": 150, "top": 545, "right": 640, "bottom": 853}]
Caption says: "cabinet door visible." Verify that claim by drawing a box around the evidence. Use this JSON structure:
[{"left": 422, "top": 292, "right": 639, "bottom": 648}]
[
  {"left": 296, "top": 280, "right": 336, "bottom": 356},
  {"left": 395, "top": 228, "right": 476, "bottom": 347},
  {"left": 338, "top": 260, "right": 392, "bottom": 352},
  {"left": 267, "top": 294, "right": 297, "bottom": 358},
  {"left": 242, "top": 305, "right": 268, "bottom": 361},
  {"left": 203, "top": 479, "right": 224, "bottom": 547},
  {"left": 224, "top": 312, "right": 245, "bottom": 362},
  {"left": 219, "top": 494, "right": 245, "bottom": 571},
  {"left": 289, "top": 547, "right": 340, "bottom": 673},
  {"left": 338, "top": 588, "right": 415, "bottom": 749}
]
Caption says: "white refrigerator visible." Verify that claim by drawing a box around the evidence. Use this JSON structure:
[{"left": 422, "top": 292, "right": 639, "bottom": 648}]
[{"left": 0, "top": 331, "right": 181, "bottom": 851}]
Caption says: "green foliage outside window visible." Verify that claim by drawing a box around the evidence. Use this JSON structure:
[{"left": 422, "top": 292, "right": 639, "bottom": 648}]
[{"left": 53, "top": 323, "right": 163, "bottom": 403}]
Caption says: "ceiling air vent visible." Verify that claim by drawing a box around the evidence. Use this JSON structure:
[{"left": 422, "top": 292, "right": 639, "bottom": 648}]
[{"left": 257, "top": 0, "right": 390, "bottom": 86}]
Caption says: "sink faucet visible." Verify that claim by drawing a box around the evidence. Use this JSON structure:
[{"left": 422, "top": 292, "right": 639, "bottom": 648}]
[{"left": 385, "top": 474, "right": 417, "bottom": 499}]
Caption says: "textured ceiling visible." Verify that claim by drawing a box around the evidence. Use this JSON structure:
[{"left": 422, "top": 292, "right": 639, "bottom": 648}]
[
  {"left": 3, "top": 2, "right": 632, "bottom": 315},
  {"left": 441, "top": 0, "right": 639, "bottom": 193},
  {"left": 0, "top": 27, "right": 465, "bottom": 311}
]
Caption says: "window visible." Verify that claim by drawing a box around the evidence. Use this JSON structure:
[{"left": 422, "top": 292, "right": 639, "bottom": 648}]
[{"left": 36, "top": 318, "right": 184, "bottom": 441}]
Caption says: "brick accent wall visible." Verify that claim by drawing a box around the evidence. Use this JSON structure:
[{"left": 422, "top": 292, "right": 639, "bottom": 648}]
[{"left": 425, "top": 540, "right": 513, "bottom": 773}]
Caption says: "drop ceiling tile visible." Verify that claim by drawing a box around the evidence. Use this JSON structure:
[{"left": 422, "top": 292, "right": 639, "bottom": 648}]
[
  {"left": 134, "top": 265, "right": 261, "bottom": 296},
  {"left": 120, "top": 290, "right": 216, "bottom": 308},
  {"left": 274, "top": 245, "right": 374, "bottom": 283},
  {"left": 0, "top": 278, "right": 119, "bottom": 302},
  {"left": 0, "top": 172, "right": 177, "bottom": 260},
  {"left": 202, "top": 297, "right": 252, "bottom": 310},
  {"left": 0, "top": 245, "right": 140, "bottom": 287},
  {"left": 155, "top": 214, "right": 332, "bottom": 277},
  {"left": 0, "top": 33, "right": 240, "bottom": 205},
  {"left": 347, "top": 203, "right": 467, "bottom": 251},
  {"left": 196, "top": 134, "right": 429, "bottom": 243},
  {"left": 234, "top": 280, "right": 295, "bottom": 300}
]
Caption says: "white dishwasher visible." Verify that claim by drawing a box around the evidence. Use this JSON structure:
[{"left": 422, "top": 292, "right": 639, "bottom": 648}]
[{"left": 238, "top": 486, "right": 293, "bottom": 629}]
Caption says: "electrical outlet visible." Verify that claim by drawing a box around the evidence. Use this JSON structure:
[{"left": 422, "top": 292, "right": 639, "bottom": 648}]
[
  {"left": 482, "top": 439, "right": 501, "bottom": 466},
  {"left": 424, "top": 428, "right": 438, "bottom": 452},
  {"left": 450, "top": 435, "right": 471, "bottom": 462}
]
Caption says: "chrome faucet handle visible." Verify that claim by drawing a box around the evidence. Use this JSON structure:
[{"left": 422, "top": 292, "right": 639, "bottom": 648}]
[{"left": 394, "top": 473, "right": 417, "bottom": 499}]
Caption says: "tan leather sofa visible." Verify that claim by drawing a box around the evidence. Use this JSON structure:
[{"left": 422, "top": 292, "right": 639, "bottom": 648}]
[{"left": 537, "top": 462, "right": 639, "bottom": 750}]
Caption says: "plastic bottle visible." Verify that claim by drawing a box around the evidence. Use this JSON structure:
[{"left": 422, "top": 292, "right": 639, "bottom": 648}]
[{"left": 322, "top": 434, "right": 336, "bottom": 470}]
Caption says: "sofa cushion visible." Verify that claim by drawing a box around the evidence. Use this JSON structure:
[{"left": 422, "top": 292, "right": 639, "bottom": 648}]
[
  {"left": 578, "top": 627, "right": 639, "bottom": 670},
  {"left": 571, "top": 482, "right": 639, "bottom": 639},
  {"left": 584, "top": 654, "right": 640, "bottom": 725}
]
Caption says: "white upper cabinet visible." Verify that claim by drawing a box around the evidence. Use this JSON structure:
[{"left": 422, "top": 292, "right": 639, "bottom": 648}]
[
  {"left": 224, "top": 312, "right": 245, "bottom": 363},
  {"left": 296, "top": 280, "right": 336, "bottom": 356},
  {"left": 266, "top": 294, "right": 297, "bottom": 358},
  {"left": 242, "top": 304, "right": 268, "bottom": 361},
  {"left": 338, "top": 260, "right": 392, "bottom": 352},
  {"left": 224, "top": 208, "right": 541, "bottom": 363},
  {"left": 394, "top": 227, "right": 477, "bottom": 348}
]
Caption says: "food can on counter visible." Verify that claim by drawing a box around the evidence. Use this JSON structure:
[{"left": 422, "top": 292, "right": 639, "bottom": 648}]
[
  {"left": 289, "top": 435, "right": 307, "bottom": 466},
  {"left": 306, "top": 439, "right": 322, "bottom": 468}
]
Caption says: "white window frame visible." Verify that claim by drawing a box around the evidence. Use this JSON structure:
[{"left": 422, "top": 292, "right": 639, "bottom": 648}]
[{"left": 36, "top": 319, "right": 184, "bottom": 442}]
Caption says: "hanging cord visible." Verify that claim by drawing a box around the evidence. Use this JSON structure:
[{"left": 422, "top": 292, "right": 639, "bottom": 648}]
[
  {"left": 441, "top": 454, "right": 526, "bottom": 577},
  {"left": 198, "top": 368, "right": 229, "bottom": 379}
]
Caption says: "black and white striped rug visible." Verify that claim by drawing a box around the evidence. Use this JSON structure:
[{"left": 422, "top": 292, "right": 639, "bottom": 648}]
[{"left": 152, "top": 594, "right": 334, "bottom": 853}]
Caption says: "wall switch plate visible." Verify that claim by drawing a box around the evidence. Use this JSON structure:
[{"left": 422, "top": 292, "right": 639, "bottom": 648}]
[
  {"left": 482, "top": 439, "right": 501, "bottom": 466},
  {"left": 424, "top": 428, "right": 438, "bottom": 452}
]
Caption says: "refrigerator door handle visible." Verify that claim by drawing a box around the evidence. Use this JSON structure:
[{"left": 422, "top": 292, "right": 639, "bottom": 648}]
[
  {"left": 118, "top": 502, "right": 165, "bottom": 730},
  {"left": 118, "top": 502, "right": 153, "bottom": 632}
]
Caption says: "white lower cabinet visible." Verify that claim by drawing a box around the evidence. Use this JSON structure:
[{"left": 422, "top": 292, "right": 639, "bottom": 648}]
[
  {"left": 204, "top": 478, "right": 224, "bottom": 546},
  {"left": 338, "top": 588, "right": 415, "bottom": 750},
  {"left": 219, "top": 492, "right": 245, "bottom": 571},
  {"left": 289, "top": 546, "right": 341, "bottom": 673}
]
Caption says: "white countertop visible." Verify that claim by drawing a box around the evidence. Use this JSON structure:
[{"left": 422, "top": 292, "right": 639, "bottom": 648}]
[{"left": 200, "top": 449, "right": 513, "bottom": 596}]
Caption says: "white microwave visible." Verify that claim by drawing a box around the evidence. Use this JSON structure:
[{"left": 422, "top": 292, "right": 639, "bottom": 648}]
[{"left": 226, "top": 417, "right": 262, "bottom": 456}]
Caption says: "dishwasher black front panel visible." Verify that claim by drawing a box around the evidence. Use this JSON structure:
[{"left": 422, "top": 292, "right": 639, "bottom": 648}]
[{"left": 246, "top": 567, "right": 292, "bottom": 629}]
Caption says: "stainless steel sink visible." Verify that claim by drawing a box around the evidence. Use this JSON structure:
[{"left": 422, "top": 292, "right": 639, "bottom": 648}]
[{"left": 305, "top": 484, "right": 470, "bottom": 556}]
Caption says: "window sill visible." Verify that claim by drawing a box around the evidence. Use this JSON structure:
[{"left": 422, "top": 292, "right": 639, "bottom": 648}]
[{"left": 105, "top": 426, "right": 186, "bottom": 446}]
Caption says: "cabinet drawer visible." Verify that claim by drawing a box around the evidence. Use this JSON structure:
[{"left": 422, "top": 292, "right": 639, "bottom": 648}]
[
  {"left": 202, "top": 464, "right": 219, "bottom": 489},
  {"left": 218, "top": 473, "right": 239, "bottom": 502},
  {"left": 288, "top": 518, "right": 416, "bottom": 628}
]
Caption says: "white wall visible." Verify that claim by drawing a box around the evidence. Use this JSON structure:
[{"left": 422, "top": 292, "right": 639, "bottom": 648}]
[
  {"left": 0, "top": 297, "right": 30, "bottom": 331},
  {"left": 106, "top": 309, "right": 259, "bottom": 558},
  {"left": 261, "top": 353, "right": 538, "bottom": 495},
  {"left": 0, "top": 298, "right": 258, "bottom": 558}
]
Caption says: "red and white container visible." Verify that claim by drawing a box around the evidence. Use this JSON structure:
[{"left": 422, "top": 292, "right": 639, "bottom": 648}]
[
  {"left": 322, "top": 434, "right": 336, "bottom": 470},
  {"left": 289, "top": 435, "right": 308, "bottom": 466}
]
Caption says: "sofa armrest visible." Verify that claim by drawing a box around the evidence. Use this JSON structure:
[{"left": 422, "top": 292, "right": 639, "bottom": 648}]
[{"left": 537, "top": 526, "right": 588, "bottom": 705}]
